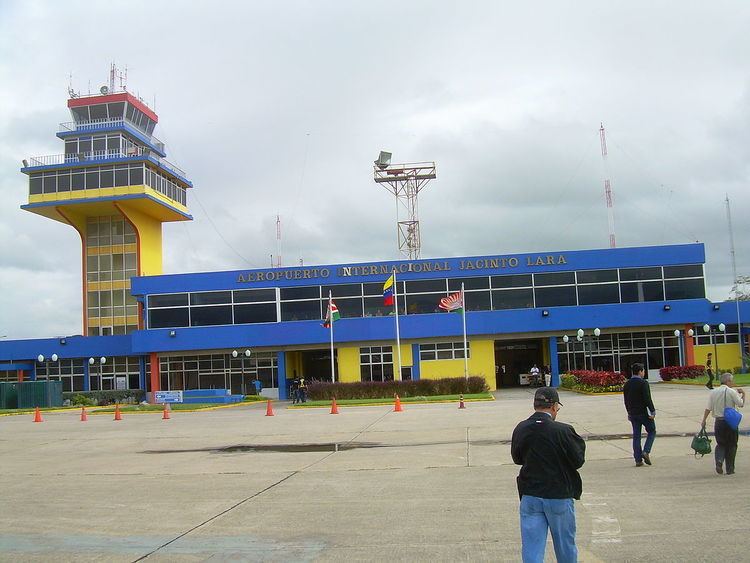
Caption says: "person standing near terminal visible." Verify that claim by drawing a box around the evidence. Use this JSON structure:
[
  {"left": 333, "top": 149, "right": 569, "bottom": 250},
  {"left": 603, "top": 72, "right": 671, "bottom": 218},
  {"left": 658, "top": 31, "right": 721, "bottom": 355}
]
[
  {"left": 705, "top": 352, "right": 714, "bottom": 389},
  {"left": 298, "top": 376, "right": 307, "bottom": 403},
  {"left": 701, "top": 372, "right": 745, "bottom": 475},
  {"left": 511, "top": 387, "right": 586, "bottom": 563},
  {"left": 623, "top": 363, "right": 656, "bottom": 467}
]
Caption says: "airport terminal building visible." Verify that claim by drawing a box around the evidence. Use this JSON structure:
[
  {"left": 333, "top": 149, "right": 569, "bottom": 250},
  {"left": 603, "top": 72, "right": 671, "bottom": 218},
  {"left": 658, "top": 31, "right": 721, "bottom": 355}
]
[{"left": 2, "top": 88, "right": 748, "bottom": 399}]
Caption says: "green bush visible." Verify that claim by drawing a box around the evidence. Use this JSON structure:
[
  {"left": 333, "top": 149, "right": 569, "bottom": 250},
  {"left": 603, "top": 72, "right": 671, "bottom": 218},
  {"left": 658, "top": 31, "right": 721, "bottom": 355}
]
[
  {"left": 70, "top": 393, "right": 97, "bottom": 406},
  {"left": 62, "top": 389, "right": 145, "bottom": 406},
  {"left": 560, "top": 374, "right": 576, "bottom": 389},
  {"left": 306, "top": 376, "right": 488, "bottom": 400}
]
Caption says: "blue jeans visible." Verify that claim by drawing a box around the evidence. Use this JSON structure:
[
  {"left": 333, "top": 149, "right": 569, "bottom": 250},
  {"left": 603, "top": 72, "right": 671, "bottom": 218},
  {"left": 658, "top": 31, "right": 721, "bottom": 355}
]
[
  {"left": 520, "top": 495, "right": 577, "bottom": 563},
  {"left": 629, "top": 414, "right": 656, "bottom": 462}
]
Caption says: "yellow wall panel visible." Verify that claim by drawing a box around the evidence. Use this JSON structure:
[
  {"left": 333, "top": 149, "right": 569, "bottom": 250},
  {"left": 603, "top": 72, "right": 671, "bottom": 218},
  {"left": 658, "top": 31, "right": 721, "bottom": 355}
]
[
  {"left": 337, "top": 347, "right": 360, "bottom": 383},
  {"left": 694, "top": 343, "right": 743, "bottom": 372},
  {"left": 417, "top": 339, "right": 496, "bottom": 390}
]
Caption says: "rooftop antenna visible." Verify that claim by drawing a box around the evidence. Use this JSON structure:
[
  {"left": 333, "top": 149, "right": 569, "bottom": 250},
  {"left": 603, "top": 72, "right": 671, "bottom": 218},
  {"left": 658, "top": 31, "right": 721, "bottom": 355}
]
[
  {"left": 599, "top": 123, "right": 617, "bottom": 248},
  {"left": 726, "top": 195, "right": 745, "bottom": 370},
  {"left": 67, "top": 72, "right": 79, "bottom": 98},
  {"left": 373, "top": 152, "right": 436, "bottom": 260},
  {"left": 275, "top": 213, "right": 282, "bottom": 268}
]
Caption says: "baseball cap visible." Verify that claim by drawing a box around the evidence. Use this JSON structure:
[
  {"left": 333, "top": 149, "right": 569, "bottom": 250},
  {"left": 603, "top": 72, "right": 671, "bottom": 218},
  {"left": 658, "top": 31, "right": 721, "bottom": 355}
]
[{"left": 534, "top": 386, "right": 562, "bottom": 407}]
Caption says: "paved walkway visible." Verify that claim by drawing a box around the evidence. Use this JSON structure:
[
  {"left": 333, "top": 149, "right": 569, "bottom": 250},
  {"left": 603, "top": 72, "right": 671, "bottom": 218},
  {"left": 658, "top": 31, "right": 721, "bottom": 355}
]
[{"left": 0, "top": 384, "right": 747, "bottom": 561}]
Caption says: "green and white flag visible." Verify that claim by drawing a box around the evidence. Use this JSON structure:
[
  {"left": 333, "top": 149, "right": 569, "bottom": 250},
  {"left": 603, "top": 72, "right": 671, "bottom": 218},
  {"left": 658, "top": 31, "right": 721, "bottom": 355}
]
[{"left": 322, "top": 299, "right": 340, "bottom": 328}]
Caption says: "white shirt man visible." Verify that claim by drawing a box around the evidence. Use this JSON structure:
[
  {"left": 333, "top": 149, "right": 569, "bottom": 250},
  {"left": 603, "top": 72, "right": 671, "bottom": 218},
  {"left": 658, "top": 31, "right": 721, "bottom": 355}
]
[{"left": 701, "top": 373, "right": 745, "bottom": 475}]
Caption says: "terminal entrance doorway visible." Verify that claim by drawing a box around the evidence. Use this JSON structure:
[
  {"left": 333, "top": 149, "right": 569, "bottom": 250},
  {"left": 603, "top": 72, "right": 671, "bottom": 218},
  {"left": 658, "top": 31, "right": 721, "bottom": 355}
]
[
  {"left": 494, "top": 339, "right": 545, "bottom": 388},
  {"left": 299, "top": 349, "right": 338, "bottom": 383}
]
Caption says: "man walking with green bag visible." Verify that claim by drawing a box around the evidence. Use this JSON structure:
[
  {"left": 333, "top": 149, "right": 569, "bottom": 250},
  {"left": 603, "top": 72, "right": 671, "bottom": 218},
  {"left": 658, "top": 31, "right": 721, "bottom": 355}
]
[{"left": 701, "top": 372, "right": 745, "bottom": 475}]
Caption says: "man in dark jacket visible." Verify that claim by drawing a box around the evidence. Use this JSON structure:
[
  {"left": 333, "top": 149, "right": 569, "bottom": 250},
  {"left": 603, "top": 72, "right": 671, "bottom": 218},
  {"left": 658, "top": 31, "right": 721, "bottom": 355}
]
[
  {"left": 511, "top": 387, "right": 586, "bottom": 563},
  {"left": 623, "top": 362, "right": 656, "bottom": 467}
]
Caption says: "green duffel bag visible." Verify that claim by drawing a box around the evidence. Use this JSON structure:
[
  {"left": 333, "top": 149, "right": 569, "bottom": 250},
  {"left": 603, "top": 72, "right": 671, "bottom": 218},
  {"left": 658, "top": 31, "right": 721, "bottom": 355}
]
[{"left": 691, "top": 426, "right": 712, "bottom": 457}]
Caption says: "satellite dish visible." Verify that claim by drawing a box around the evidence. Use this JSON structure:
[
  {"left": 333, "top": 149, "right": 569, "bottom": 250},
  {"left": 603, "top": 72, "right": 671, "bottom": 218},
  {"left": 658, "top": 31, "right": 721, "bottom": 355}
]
[{"left": 100, "top": 85, "right": 109, "bottom": 95}]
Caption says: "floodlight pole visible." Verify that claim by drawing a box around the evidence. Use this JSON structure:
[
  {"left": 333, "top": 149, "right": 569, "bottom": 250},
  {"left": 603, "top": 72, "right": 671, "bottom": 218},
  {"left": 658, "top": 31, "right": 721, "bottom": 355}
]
[{"left": 374, "top": 160, "right": 436, "bottom": 260}]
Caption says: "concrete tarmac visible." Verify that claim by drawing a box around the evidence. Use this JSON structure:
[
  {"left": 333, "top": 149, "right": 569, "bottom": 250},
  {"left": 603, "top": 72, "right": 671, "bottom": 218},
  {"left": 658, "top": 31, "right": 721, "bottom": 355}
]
[{"left": 0, "top": 384, "right": 747, "bottom": 562}]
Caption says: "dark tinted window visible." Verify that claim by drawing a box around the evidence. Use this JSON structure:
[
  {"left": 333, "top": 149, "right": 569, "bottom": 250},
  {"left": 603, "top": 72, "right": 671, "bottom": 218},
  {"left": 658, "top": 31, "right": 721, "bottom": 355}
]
[
  {"left": 108, "top": 102, "right": 125, "bottom": 118},
  {"left": 620, "top": 281, "right": 664, "bottom": 302},
  {"left": 281, "top": 300, "right": 321, "bottom": 321},
  {"left": 190, "top": 291, "right": 231, "bottom": 305},
  {"left": 100, "top": 168, "right": 114, "bottom": 188},
  {"left": 405, "top": 279, "right": 446, "bottom": 293},
  {"left": 665, "top": 279, "right": 705, "bottom": 300},
  {"left": 149, "top": 308, "right": 189, "bottom": 328},
  {"left": 190, "top": 305, "right": 232, "bottom": 326},
  {"left": 492, "top": 288, "right": 534, "bottom": 310},
  {"left": 321, "top": 284, "right": 362, "bottom": 297},
  {"left": 405, "top": 293, "right": 442, "bottom": 314},
  {"left": 89, "top": 104, "right": 108, "bottom": 120},
  {"left": 72, "top": 106, "right": 89, "bottom": 121},
  {"left": 130, "top": 165, "right": 143, "bottom": 185},
  {"left": 149, "top": 294, "right": 188, "bottom": 308},
  {"left": 43, "top": 175, "right": 56, "bottom": 193},
  {"left": 29, "top": 176, "right": 43, "bottom": 194},
  {"left": 85, "top": 170, "right": 99, "bottom": 189},
  {"left": 535, "top": 286, "right": 577, "bottom": 307},
  {"left": 233, "top": 289, "right": 276, "bottom": 303},
  {"left": 114, "top": 168, "right": 129, "bottom": 186},
  {"left": 58, "top": 174, "right": 71, "bottom": 191},
  {"left": 233, "top": 303, "right": 277, "bottom": 324},
  {"left": 491, "top": 274, "right": 532, "bottom": 288},
  {"left": 619, "top": 267, "right": 661, "bottom": 281},
  {"left": 71, "top": 172, "right": 85, "bottom": 190},
  {"left": 534, "top": 272, "right": 575, "bottom": 286},
  {"left": 364, "top": 296, "right": 403, "bottom": 316},
  {"left": 280, "top": 287, "right": 320, "bottom": 300},
  {"left": 663, "top": 265, "right": 703, "bottom": 279},
  {"left": 577, "top": 283, "right": 620, "bottom": 305},
  {"left": 465, "top": 291, "right": 491, "bottom": 311},
  {"left": 333, "top": 297, "right": 363, "bottom": 318},
  {"left": 448, "top": 277, "right": 490, "bottom": 290},
  {"left": 577, "top": 269, "right": 618, "bottom": 284}
]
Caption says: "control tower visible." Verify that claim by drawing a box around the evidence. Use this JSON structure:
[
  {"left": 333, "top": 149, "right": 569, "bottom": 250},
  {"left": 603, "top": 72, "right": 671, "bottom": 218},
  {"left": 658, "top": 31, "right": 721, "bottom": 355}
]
[{"left": 20, "top": 77, "right": 193, "bottom": 337}]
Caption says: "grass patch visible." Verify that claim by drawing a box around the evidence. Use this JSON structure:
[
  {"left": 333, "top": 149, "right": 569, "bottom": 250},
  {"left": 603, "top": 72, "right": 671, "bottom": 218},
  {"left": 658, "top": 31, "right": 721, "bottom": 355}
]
[
  {"left": 291, "top": 392, "right": 494, "bottom": 408},
  {"left": 665, "top": 373, "right": 750, "bottom": 386},
  {"left": 0, "top": 406, "right": 82, "bottom": 416}
]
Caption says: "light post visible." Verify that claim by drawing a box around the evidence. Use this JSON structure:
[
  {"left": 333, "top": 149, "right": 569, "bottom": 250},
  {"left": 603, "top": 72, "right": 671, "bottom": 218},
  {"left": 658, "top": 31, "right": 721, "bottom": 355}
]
[{"left": 703, "top": 323, "right": 726, "bottom": 374}]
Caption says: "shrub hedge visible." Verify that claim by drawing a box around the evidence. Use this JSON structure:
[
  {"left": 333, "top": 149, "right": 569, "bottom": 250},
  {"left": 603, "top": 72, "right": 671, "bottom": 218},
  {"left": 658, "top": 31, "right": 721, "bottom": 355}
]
[
  {"left": 659, "top": 365, "right": 705, "bottom": 381},
  {"left": 63, "top": 389, "right": 146, "bottom": 406},
  {"left": 561, "top": 370, "right": 626, "bottom": 393},
  {"left": 306, "top": 377, "right": 488, "bottom": 400}
]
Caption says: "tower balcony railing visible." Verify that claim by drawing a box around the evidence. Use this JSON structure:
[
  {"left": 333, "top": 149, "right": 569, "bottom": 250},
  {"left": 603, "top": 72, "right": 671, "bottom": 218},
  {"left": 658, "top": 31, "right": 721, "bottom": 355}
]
[
  {"left": 59, "top": 118, "right": 165, "bottom": 153},
  {"left": 26, "top": 149, "right": 187, "bottom": 178}
]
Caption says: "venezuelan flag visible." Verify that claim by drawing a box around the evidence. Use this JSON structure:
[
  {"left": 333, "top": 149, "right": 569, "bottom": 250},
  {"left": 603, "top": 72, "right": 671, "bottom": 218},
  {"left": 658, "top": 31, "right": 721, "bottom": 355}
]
[{"left": 383, "top": 274, "right": 394, "bottom": 306}]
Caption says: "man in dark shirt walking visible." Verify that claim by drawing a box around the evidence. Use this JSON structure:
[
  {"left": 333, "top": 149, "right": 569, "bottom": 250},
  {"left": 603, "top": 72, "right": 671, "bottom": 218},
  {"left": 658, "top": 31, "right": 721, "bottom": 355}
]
[
  {"left": 511, "top": 387, "right": 586, "bottom": 563},
  {"left": 623, "top": 363, "right": 656, "bottom": 467}
]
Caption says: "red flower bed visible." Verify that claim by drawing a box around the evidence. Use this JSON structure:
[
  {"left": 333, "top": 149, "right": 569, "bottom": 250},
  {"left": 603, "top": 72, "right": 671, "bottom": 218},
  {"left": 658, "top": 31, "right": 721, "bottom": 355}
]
[
  {"left": 569, "top": 370, "right": 626, "bottom": 388},
  {"left": 659, "top": 365, "right": 705, "bottom": 381}
]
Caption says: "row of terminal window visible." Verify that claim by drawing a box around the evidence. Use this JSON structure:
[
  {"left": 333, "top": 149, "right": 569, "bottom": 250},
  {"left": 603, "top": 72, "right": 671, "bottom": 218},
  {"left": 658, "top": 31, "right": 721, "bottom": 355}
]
[
  {"left": 145, "top": 265, "right": 705, "bottom": 329},
  {"left": 28, "top": 164, "right": 187, "bottom": 206},
  {"left": 70, "top": 102, "right": 156, "bottom": 135}
]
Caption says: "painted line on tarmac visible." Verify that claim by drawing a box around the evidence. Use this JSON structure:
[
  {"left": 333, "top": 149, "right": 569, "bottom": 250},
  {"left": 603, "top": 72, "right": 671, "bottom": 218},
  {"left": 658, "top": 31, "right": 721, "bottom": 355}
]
[
  {"left": 132, "top": 405, "right": 394, "bottom": 561},
  {"left": 581, "top": 492, "right": 622, "bottom": 546}
]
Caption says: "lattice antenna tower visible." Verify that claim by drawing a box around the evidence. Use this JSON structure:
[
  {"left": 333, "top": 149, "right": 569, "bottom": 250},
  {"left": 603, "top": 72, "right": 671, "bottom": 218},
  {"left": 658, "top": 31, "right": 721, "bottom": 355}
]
[
  {"left": 373, "top": 152, "right": 436, "bottom": 260},
  {"left": 599, "top": 123, "right": 616, "bottom": 248}
]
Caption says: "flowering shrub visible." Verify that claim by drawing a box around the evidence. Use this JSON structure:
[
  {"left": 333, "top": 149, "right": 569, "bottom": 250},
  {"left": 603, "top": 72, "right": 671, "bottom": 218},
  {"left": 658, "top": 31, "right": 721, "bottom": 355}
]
[
  {"left": 659, "top": 365, "right": 705, "bottom": 381},
  {"left": 564, "top": 370, "right": 626, "bottom": 393},
  {"left": 560, "top": 374, "right": 577, "bottom": 389}
]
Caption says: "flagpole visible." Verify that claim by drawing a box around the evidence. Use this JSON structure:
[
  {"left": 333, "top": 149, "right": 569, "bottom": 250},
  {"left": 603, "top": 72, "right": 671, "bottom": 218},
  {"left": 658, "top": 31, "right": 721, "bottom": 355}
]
[
  {"left": 461, "top": 283, "right": 468, "bottom": 380},
  {"left": 393, "top": 269, "right": 402, "bottom": 381},
  {"left": 329, "top": 290, "right": 335, "bottom": 383}
]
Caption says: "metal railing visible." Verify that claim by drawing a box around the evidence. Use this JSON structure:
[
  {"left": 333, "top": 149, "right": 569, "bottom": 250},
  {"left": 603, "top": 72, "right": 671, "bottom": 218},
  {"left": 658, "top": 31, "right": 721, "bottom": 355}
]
[
  {"left": 59, "top": 118, "right": 165, "bottom": 153},
  {"left": 26, "top": 149, "right": 188, "bottom": 179}
]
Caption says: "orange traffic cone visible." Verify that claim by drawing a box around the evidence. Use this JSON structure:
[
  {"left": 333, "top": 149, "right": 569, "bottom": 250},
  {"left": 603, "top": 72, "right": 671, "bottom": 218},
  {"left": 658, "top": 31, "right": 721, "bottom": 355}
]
[
  {"left": 80, "top": 406, "right": 88, "bottom": 421},
  {"left": 393, "top": 394, "right": 403, "bottom": 412},
  {"left": 265, "top": 399, "right": 275, "bottom": 416},
  {"left": 33, "top": 406, "right": 43, "bottom": 423},
  {"left": 458, "top": 394, "right": 466, "bottom": 409},
  {"left": 162, "top": 403, "right": 171, "bottom": 420},
  {"left": 330, "top": 397, "right": 339, "bottom": 415},
  {"left": 114, "top": 404, "right": 123, "bottom": 421}
]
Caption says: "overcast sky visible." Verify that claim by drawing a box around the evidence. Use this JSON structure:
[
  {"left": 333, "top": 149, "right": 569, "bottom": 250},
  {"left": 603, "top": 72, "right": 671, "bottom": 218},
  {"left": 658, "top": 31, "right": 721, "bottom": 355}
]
[{"left": 1, "top": 1, "right": 748, "bottom": 339}]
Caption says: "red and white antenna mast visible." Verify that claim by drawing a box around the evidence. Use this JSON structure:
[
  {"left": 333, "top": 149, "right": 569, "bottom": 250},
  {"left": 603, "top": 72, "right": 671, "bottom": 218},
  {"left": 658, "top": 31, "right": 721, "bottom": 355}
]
[
  {"left": 599, "top": 123, "right": 616, "bottom": 248},
  {"left": 275, "top": 213, "right": 282, "bottom": 268}
]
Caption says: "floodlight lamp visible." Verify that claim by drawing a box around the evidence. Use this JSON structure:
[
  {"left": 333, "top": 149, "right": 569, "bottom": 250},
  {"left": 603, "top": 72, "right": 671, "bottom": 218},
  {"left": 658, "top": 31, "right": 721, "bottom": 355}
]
[
  {"left": 719, "top": 323, "right": 726, "bottom": 332},
  {"left": 245, "top": 349, "right": 252, "bottom": 357},
  {"left": 375, "top": 151, "right": 391, "bottom": 169},
  {"left": 89, "top": 357, "right": 95, "bottom": 365},
  {"left": 562, "top": 335, "right": 569, "bottom": 343},
  {"left": 100, "top": 357, "right": 106, "bottom": 364},
  {"left": 577, "top": 329, "right": 584, "bottom": 338},
  {"left": 703, "top": 324, "right": 710, "bottom": 333},
  {"left": 674, "top": 330, "right": 680, "bottom": 337},
  {"left": 594, "top": 328, "right": 601, "bottom": 337},
  {"left": 37, "top": 354, "right": 44, "bottom": 363},
  {"left": 51, "top": 354, "right": 58, "bottom": 362},
  {"left": 688, "top": 329, "right": 694, "bottom": 337},
  {"left": 232, "top": 350, "right": 238, "bottom": 358}
]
